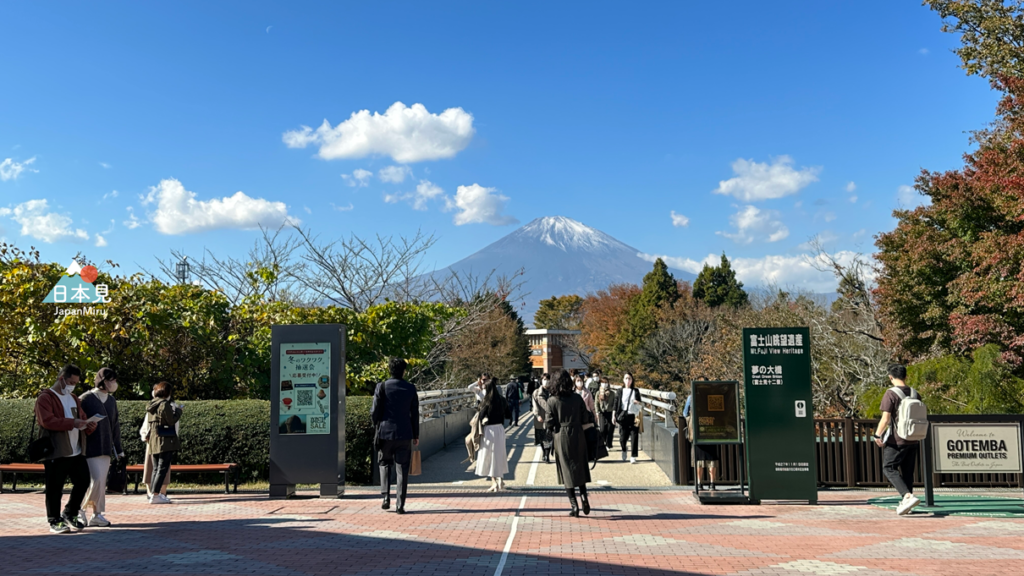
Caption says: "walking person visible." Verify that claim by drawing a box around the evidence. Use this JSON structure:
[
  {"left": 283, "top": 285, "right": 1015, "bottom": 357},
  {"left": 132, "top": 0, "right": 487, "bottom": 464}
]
[
  {"left": 505, "top": 375, "right": 522, "bottom": 426},
  {"left": 595, "top": 378, "right": 618, "bottom": 449},
  {"left": 873, "top": 364, "right": 925, "bottom": 515},
  {"left": 34, "top": 364, "right": 96, "bottom": 533},
  {"left": 372, "top": 358, "right": 420, "bottom": 514},
  {"left": 476, "top": 378, "right": 510, "bottom": 491},
  {"left": 615, "top": 372, "right": 642, "bottom": 464},
  {"left": 78, "top": 367, "right": 123, "bottom": 526},
  {"left": 146, "top": 382, "right": 182, "bottom": 505},
  {"left": 574, "top": 374, "right": 598, "bottom": 422},
  {"left": 533, "top": 374, "right": 554, "bottom": 463},
  {"left": 139, "top": 413, "right": 171, "bottom": 501},
  {"left": 683, "top": 389, "right": 720, "bottom": 490},
  {"left": 546, "top": 370, "right": 595, "bottom": 517}
]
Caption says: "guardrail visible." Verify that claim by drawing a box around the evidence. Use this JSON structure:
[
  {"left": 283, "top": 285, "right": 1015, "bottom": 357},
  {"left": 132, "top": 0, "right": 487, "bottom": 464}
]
[{"left": 418, "top": 389, "right": 476, "bottom": 420}]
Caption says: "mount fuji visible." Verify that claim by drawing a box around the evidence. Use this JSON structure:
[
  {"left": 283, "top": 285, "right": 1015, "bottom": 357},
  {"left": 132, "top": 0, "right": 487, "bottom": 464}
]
[{"left": 434, "top": 216, "right": 696, "bottom": 324}]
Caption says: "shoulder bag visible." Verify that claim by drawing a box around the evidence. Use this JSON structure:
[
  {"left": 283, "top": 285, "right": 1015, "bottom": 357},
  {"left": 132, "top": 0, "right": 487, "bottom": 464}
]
[
  {"left": 104, "top": 407, "right": 127, "bottom": 493},
  {"left": 27, "top": 412, "right": 55, "bottom": 463}
]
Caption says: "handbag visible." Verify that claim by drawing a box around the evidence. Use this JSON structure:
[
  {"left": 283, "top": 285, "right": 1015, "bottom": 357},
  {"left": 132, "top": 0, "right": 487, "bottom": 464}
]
[
  {"left": 27, "top": 415, "right": 55, "bottom": 463},
  {"left": 102, "top": 407, "right": 127, "bottom": 494}
]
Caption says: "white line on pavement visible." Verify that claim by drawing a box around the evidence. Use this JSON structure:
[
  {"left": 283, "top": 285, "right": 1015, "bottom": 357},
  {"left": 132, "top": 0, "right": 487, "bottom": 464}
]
[
  {"left": 494, "top": 495, "right": 527, "bottom": 576},
  {"left": 526, "top": 446, "right": 542, "bottom": 485}
]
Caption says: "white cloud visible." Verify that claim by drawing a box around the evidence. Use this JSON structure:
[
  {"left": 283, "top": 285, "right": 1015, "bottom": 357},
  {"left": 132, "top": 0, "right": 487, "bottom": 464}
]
[
  {"left": 919, "top": 48, "right": 929, "bottom": 55},
  {"left": 849, "top": 195, "right": 858, "bottom": 203},
  {"left": 341, "top": 168, "right": 373, "bottom": 187},
  {"left": 718, "top": 205, "right": 789, "bottom": 244},
  {"left": 99, "top": 162, "right": 112, "bottom": 169},
  {"left": 797, "top": 230, "right": 840, "bottom": 250},
  {"left": 102, "top": 190, "right": 119, "bottom": 201},
  {"left": 670, "top": 211, "right": 690, "bottom": 227},
  {"left": 303, "top": 206, "right": 312, "bottom": 214},
  {"left": 897, "top": 184, "right": 930, "bottom": 208},
  {"left": 712, "top": 155, "right": 820, "bottom": 201},
  {"left": 94, "top": 234, "right": 108, "bottom": 247},
  {"left": 8, "top": 199, "right": 89, "bottom": 243},
  {"left": 123, "top": 207, "right": 142, "bottom": 229},
  {"left": 824, "top": 212, "right": 836, "bottom": 222},
  {"left": 384, "top": 179, "right": 445, "bottom": 211},
  {"left": 639, "top": 250, "right": 876, "bottom": 293},
  {"left": 141, "top": 178, "right": 298, "bottom": 235},
  {"left": 283, "top": 102, "right": 475, "bottom": 163},
  {"left": 446, "top": 183, "right": 518, "bottom": 226},
  {"left": 845, "top": 181, "right": 856, "bottom": 193},
  {"left": 0, "top": 157, "right": 38, "bottom": 181},
  {"left": 332, "top": 202, "right": 354, "bottom": 212},
  {"left": 379, "top": 165, "right": 412, "bottom": 183}
]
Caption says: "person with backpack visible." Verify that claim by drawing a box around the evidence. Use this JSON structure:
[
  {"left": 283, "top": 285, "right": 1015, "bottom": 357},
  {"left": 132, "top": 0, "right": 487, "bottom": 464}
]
[
  {"left": 505, "top": 376, "right": 522, "bottom": 426},
  {"left": 873, "top": 364, "right": 928, "bottom": 516}
]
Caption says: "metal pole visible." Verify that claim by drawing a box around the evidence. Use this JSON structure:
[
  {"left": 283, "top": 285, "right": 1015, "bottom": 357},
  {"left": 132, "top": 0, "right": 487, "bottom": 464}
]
[{"left": 923, "top": 421, "right": 935, "bottom": 507}]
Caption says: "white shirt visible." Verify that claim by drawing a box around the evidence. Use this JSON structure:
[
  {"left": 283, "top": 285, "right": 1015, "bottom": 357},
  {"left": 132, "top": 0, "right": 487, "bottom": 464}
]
[
  {"left": 468, "top": 381, "right": 486, "bottom": 403},
  {"left": 620, "top": 387, "right": 635, "bottom": 412},
  {"left": 57, "top": 389, "right": 81, "bottom": 457}
]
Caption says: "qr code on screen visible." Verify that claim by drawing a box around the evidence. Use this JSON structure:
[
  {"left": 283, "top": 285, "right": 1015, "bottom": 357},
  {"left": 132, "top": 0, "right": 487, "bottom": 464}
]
[
  {"left": 309, "top": 416, "right": 325, "bottom": 431},
  {"left": 297, "top": 389, "right": 314, "bottom": 407},
  {"left": 708, "top": 395, "right": 725, "bottom": 412}
]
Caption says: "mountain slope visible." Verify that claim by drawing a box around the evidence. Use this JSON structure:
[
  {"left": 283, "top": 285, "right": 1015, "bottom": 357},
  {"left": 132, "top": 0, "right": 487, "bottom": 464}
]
[{"left": 434, "top": 216, "right": 695, "bottom": 324}]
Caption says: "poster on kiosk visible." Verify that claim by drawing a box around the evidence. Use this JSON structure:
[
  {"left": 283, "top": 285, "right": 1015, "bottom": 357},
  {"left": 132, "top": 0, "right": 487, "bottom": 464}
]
[{"left": 743, "top": 327, "right": 817, "bottom": 504}]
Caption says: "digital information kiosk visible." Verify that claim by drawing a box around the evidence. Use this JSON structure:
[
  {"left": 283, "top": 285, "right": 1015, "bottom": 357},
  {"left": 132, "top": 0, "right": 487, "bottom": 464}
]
[{"left": 269, "top": 324, "right": 346, "bottom": 498}]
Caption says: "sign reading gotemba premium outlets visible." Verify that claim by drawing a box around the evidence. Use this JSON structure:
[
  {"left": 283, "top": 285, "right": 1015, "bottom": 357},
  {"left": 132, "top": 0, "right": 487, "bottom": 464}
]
[{"left": 932, "top": 423, "right": 1022, "bottom": 473}]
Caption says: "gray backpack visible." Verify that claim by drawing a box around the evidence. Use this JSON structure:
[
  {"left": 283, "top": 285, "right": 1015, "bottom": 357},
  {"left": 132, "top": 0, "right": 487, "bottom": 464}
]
[{"left": 889, "top": 387, "right": 928, "bottom": 442}]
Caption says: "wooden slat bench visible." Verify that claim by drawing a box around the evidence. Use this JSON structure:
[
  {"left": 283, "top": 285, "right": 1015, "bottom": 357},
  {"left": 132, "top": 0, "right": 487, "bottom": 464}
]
[{"left": 2, "top": 463, "right": 239, "bottom": 494}]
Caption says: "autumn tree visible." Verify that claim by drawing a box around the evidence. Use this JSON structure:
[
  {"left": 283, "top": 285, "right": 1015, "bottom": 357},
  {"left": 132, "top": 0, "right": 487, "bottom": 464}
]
[
  {"left": 692, "top": 254, "right": 748, "bottom": 309},
  {"left": 608, "top": 259, "right": 681, "bottom": 372},
  {"left": 534, "top": 294, "right": 584, "bottom": 329},
  {"left": 926, "top": 0, "right": 1024, "bottom": 79},
  {"left": 579, "top": 284, "right": 641, "bottom": 369}
]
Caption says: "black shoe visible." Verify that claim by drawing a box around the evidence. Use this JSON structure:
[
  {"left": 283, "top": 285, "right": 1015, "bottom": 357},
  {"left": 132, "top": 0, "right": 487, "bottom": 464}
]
[
  {"left": 568, "top": 492, "right": 579, "bottom": 517},
  {"left": 396, "top": 507, "right": 406, "bottom": 515},
  {"left": 62, "top": 512, "right": 85, "bottom": 532},
  {"left": 580, "top": 492, "right": 591, "bottom": 516},
  {"left": 709, "top": 483, "right": 716, "bottom": 491},
  {"left": 49, "top": 520, "right": 70, "bottom": 535},
  {"left": 381, "top": 497, "right": 390, "bottom": 510}
]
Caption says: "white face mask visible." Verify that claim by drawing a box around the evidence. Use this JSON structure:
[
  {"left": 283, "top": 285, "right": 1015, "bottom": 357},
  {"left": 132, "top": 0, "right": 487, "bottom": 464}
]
[
  {"left": 575, "top": 381, "right": 583, "bottom": 389},
  {"left": 105, "top": 381, "right": 118, "bottom": 393},
  {"left": 60, "top": 378, "right": 76, "bottom": 395},
  {"left": 601, "top": 382, "right": 609, "bottom": 389}
]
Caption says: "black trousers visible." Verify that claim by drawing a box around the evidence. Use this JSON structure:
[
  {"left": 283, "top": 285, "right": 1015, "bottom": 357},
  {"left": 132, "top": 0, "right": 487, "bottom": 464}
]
[
  {"left": 379, "top": 439, "right": 412, "bottom": 508},
  {"left": 598, "top": 411, "right": 615, "bottom": 448},
  {"left": 44, "top": 454, "right": 90, "bottom": 523},
  {"left": 509, "top": 401, "right": 521, "bottom": 426},
  {"left": 882, "top": 443, "right": 918, "bottom": 497},
  {"left": 152, "top": 451, "right": 176, "bottom": 495},
  {"left": 619, "top": 415, "right": 639, "bottom": 457}
]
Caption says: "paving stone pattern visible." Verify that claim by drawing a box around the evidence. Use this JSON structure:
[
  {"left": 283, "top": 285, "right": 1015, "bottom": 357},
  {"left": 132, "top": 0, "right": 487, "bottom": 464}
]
[{"left": 2, "top": 489, "right": 1023, "bottom": 576}]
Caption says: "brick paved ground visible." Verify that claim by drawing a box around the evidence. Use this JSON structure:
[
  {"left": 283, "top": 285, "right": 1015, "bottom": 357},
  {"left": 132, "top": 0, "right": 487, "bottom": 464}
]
[{"left": 3, "top": 488, "right": 1023, "bottom": 576}]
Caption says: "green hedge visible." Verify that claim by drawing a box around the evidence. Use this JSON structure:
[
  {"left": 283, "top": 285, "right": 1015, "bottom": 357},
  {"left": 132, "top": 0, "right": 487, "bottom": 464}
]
[{"left": 0, "top": 397, "right": 375, "bottom": 485}]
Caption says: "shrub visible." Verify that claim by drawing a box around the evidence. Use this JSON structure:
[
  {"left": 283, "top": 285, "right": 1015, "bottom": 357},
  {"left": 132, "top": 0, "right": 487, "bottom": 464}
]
[{"left": 1, "top": 397, "right": 377, "bottom": 486}]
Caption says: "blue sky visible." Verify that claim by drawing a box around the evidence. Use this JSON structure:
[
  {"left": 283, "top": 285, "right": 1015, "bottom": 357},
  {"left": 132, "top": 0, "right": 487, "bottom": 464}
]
[{"left": 0, "top": 1, "right": 995, "bottom": 291}]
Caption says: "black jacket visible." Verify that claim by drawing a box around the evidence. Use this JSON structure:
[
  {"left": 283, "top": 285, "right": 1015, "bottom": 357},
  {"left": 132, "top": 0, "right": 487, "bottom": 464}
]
[
  {"left": 614, "top": 386, "right": 641, "bottom": 422},
  {"left": 371, "top": 378, "right": 420, "bottom": 441}
]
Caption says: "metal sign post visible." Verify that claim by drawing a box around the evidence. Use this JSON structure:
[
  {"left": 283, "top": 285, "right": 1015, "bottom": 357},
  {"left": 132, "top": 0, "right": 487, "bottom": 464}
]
[
  {"left": 742, "top": 327, "right": 817, "bottom": 504},
  {"left": 691, "top": 380, "right": 748, "bottom": 504},
  {"left": 270, "top": 324, "right": 346, "bottom": 498}
]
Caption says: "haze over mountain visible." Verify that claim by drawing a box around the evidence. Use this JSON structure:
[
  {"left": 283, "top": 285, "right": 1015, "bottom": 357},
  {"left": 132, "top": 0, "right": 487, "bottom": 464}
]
[{"left": 434, "top": 216, "right": 696, "bottom": 324}]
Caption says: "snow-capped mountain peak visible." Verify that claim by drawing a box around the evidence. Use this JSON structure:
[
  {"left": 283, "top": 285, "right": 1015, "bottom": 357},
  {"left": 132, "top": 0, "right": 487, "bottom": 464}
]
[{"left": 513, "top": 216, "right": 628, "bottom": 253}]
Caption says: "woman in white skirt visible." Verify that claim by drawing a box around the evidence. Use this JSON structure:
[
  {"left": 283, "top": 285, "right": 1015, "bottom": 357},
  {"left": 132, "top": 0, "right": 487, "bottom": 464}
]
[{"left": 474, "top": 377, "right": 509, "bottom": 491}]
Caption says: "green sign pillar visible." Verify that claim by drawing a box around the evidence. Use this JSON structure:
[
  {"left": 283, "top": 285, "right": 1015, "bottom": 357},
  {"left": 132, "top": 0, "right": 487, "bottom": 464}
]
[{"left": 743, "top": 327, "right": 817, "bottom": 504}]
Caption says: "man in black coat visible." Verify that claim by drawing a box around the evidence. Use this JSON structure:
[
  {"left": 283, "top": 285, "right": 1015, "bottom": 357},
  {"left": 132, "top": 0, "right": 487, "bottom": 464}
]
[
  {"left": 505, "top": 376, "right": 522, "bottom": 426},
  {"left": 371, "top": 357, "right": 420, "bottom": 514}
]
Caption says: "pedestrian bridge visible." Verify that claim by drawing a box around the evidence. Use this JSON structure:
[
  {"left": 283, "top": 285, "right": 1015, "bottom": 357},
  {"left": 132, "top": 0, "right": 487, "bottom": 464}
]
[{"left": 406, "top": 387, "right": 680, "bottom": 488}]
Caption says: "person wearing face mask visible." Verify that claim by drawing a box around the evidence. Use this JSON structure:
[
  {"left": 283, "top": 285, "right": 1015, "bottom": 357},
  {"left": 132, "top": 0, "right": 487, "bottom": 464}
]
[
  {"left": 614, "top": 372, "right": 642, "bottom": 464},
  {"left": 595, "top": 378, "right": 618, "bottom": 449},
  {"left": 532, "top": 373, "right": 553, "bottom": 463},
  {"left": 574, "top": 374, "right": 598, "bottom": 423},
  {"left": 78, "top": 367, "right": 124, "bottom": 527},
  {"left": 33, "top": 364, "right": 97, "bottom": 534}
]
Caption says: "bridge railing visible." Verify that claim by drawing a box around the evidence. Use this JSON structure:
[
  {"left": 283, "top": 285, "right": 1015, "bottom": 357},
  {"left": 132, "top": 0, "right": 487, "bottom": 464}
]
[{"left": 417, "top": 389, "right": 476, "bottom": 420}]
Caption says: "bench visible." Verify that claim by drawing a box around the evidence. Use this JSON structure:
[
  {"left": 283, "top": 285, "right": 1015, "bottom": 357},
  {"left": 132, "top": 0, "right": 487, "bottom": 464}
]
[{"left": 1, "top": 463, "right": 239, "bottom": 495}]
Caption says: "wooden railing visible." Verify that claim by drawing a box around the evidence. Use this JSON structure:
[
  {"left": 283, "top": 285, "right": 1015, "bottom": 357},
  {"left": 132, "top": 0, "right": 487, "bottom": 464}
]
[{"left": 678, "top": 417, "right": 1023, "bottom": 488}]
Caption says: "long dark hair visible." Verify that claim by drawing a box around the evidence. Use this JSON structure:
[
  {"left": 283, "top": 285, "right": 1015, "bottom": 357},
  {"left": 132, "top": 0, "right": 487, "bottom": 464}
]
[
  {"left": 554, "top": 369, "right": 574, "bottom": 397},
  {"left": 480, "top": 377, "right": 501, "bottom": 414}
]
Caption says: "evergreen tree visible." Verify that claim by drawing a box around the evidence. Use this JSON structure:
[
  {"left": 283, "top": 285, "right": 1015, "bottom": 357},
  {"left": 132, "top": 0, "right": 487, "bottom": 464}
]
[
  {"left": 692, "top": 254, "right": 748, "bottom": 308},
  {"left": 609, "top": 259, "right": 680, "bottom": 369}
]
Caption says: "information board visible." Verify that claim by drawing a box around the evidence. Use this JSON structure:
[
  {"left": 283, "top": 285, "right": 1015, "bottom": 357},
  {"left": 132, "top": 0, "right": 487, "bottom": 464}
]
[
  {"left": 278, "top": 343, "right": 332, "bottom": 435},
  {"left": 692, "top": 380, "right": 741, "bottom": 444},
  {"left": 932, "top": 423, "right": 1022, "bottom": 473},
  {"left": 742, "top": 327, "right": 817, "bottom": 503}
]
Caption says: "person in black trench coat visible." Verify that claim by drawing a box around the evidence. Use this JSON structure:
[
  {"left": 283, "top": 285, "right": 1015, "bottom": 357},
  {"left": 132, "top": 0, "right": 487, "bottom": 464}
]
[{"left": 546, "top": 369, "right": 595, "bottom": 517}]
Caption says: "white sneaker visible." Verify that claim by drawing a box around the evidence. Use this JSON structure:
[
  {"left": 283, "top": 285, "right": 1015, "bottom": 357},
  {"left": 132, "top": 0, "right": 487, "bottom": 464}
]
[
  {"left": 630, "top": 457, "right": 637, "bottom": 464},
  {"left": 88, "top": 513, "right": 110, "bottom": 527},
  {"left": 896, "top": 493, "right": 921, "bottom": 516},
  {"left": 150, "top": 494, "right": 171, "bottom": 505},
  {"left": 79, "top": 510, "right": 89, "bottom": 527}
]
